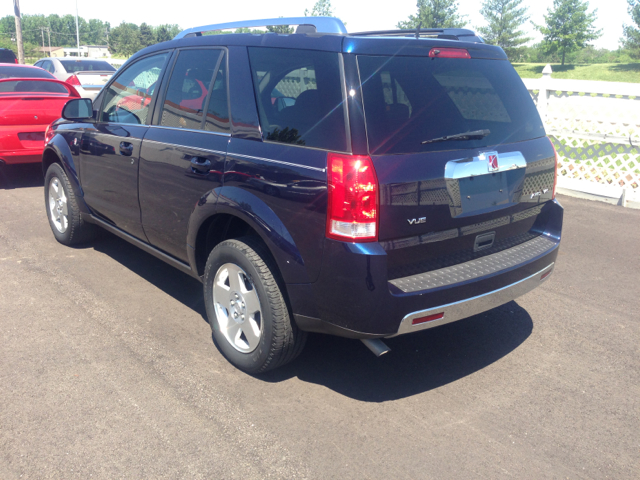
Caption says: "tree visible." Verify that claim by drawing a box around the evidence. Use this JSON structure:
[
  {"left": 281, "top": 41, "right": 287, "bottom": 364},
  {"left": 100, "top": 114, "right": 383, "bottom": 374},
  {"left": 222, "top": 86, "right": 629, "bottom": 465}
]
[
  {"left": 109, "top": 22, "right": 140, "bottom": 57},
  {"left": 622, "top": 0, "right": 640, "bottom": 58},
  {"left": 305, "top": 0, "right": 334, "bottom": 17},
  {"left": 534, "top": 0, "right": 601, "bottom": 66},
  {"left": 267, "top": 17, "right": 294, "bottom": 34},
  {"left": 477, "top": 0, "right": 530, "bottom": 59},
  {"left": 397, "top": 0, "right": 467, "bottom": 29},
  {"left": 139, "top": 23, "right": 155, "bottom": 47}
]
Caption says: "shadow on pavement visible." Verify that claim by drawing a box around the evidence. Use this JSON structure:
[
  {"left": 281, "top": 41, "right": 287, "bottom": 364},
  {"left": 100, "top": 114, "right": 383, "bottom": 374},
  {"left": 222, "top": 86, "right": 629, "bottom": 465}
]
[
  {"left": 88, "top": 227, "right": 532, "bottom": 402},
  {"left": 91, "top": 230, "right": 207, "bottom": 320},
  {"left": 0, "top": 164, "right": 44, "bottom": 189},
  {"left": 262, "top": 302, "right": 532, "bottom": 402}
]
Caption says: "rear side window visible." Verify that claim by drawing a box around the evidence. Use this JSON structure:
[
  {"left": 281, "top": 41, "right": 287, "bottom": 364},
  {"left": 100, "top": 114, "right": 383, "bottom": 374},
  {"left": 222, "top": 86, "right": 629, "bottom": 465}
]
[
  {"left": 159, "top": 49, "right": 223, "bottom": 131},
  {"left": 248, "top": 47, "right": 348, "bottom": 152},
  {"left": 204, "top": 53, "right": 230, "bottom": 133},
  {"left": 59, "top": 60, "right": 116, "bottom": 72},
  {"left": 357, "top": 56, "right": 545, "bottom": 155}
]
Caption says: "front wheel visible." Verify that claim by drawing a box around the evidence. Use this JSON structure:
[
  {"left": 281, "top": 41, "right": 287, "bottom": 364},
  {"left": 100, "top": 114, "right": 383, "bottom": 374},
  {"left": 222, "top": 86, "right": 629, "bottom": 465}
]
[
  {"left": 44, "top": 162, "right": 96, "bottom": 245},
  {"left": 203, "top": 237, "right": 307, "bottom": 373}
]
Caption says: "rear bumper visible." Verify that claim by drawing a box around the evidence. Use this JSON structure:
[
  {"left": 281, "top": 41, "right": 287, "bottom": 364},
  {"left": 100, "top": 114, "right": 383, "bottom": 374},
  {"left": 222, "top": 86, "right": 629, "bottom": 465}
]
[
  {"left": 390, "top": 262, "right": 554, "bottom": 337},
  {"left": 0, "top": 149, "right": 43, "bottom": 165},
  {"left": 290, "top": 199, "right": 563, "bottom": 338}
]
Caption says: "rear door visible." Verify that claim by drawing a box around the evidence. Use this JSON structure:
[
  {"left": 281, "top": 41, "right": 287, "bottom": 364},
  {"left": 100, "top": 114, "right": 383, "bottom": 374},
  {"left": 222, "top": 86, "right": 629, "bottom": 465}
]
[
  {"left": 138, "top": 48, "right": 228, "bottom": 262},
  {"left": 79, "top": 52, "right": 170, "bottom": 239},
  {"left": 355, "top": 51, "right": 556, "bottom": 280}
]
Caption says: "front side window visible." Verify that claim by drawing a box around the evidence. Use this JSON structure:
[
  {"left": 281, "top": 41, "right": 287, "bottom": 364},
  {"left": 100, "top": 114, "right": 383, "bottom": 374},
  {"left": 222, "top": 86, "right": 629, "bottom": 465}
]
[
  {"left": 101, "top": 53, "right": 168, "bottom": 125},
  {"left": 159, "top": 49, "right": 222, "bottom": 131},
  {"left": 248, "top": 47, "right": 347, "bottom": 152}
]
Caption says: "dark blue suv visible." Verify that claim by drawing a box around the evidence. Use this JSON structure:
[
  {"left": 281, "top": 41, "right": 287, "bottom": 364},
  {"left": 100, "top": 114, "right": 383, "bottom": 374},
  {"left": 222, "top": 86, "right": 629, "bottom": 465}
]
[{"left": 42, "top": 17, "right": 562, "bottom": 373}]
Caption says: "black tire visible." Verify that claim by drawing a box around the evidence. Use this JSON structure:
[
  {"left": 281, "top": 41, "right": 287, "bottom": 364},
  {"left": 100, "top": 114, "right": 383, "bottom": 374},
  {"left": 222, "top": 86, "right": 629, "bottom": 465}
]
[
  {"left": 203, "top": 236, "right": 307, "bottom": 373},
  {"left": 44, "top": 162, "right": 96, "bottom": 245}
]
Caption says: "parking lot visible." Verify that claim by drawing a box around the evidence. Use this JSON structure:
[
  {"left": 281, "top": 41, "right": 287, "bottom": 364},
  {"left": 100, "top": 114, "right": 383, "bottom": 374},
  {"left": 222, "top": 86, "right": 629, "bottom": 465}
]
[{"left": 1, "top": 165, "right": 639, "bottom": 479}]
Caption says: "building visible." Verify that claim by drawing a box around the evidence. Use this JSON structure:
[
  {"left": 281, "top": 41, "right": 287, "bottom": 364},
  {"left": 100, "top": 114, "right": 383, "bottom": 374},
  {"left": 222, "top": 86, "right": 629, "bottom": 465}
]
[{"left": 37, "top": 45, "right": 111, "bottom": 59}]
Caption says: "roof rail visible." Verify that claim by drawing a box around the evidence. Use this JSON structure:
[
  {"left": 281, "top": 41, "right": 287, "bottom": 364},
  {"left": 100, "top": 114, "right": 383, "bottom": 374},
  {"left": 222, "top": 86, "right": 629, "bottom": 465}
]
[
  {"left": 174, "top": 16, "right": 348, "bottom": 39},
  {"left": 349, "top": 29, "right": 484, "bottom": 43}
]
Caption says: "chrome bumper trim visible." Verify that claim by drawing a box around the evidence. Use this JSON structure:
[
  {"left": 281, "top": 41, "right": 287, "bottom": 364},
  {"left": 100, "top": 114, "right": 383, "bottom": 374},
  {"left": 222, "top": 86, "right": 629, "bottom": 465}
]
[{"left": 388, "top": 263, "right": 554, "bottom": 338}]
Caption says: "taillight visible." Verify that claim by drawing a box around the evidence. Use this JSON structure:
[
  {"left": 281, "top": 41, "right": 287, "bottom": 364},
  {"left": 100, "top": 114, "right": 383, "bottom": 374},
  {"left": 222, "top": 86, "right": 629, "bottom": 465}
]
[
  {"left": 66, "top": 74, "right": 81, "bottom": 86},
  {"left": 326, "top": 152, "right": 379, "bottom": 242},
  {"left": 14, "top": 58, "right": 18, "bottom": 64},
  {"left": 428, "top": 48, "right": 471, "bottom": 59},
  {"left": 44, "top": 124, "right": 55, "bottom": 144},
  {"left": 548, "top": 137, "right": 559, "bottom": 199}
]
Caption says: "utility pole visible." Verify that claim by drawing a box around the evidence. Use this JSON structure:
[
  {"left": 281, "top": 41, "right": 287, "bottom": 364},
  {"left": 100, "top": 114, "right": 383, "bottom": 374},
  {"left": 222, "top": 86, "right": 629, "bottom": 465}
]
[
  {"left": 47, "top": 27, "right": 52, "bottom": 57},
  {"left": 41, "top": 27, "right": 45, "bottom": 56},
  {"left": 13, "top": 0, "right": 24, "bottom": 64},
  {"left": 75, "top": 0, "right": 80, "bottom": 55}
]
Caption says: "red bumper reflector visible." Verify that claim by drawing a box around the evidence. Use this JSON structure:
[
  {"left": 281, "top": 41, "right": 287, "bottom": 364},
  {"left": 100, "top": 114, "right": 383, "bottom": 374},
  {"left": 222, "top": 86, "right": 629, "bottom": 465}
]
[
  {"left": 541, "top": 270, "right": 552, "bottom": 280},
  {"left": 412, "top": 312, "right": 444, "bottom": 325}
]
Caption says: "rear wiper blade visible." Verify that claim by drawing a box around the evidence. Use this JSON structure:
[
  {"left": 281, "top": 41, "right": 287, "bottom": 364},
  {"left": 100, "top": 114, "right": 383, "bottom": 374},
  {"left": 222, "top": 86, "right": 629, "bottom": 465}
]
[{"left": 421, "top": 129, "right": 490, "bottom": 145}]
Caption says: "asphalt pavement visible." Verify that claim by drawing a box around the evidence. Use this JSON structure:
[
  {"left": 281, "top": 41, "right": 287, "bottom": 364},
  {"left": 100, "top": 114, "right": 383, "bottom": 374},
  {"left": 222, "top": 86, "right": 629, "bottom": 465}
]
[{"left": 1, "top": 164, "right": 639, "bottom": 479}]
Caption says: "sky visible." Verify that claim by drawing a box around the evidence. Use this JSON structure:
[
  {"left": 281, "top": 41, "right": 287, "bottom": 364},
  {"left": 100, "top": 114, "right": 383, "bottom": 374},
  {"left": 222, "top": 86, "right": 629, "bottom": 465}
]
[{"left": 3, "top": 0, "right": 634, "bottom": 51}]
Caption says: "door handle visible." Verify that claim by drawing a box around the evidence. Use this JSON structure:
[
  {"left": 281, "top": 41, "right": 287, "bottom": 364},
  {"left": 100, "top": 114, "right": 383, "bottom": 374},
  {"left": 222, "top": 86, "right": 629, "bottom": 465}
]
[
  {"left": 119, "top": 142, "right": 134, "bottom": 156},
  {"left": 190, "top": 156, "right": 211, "bottom": 174}
]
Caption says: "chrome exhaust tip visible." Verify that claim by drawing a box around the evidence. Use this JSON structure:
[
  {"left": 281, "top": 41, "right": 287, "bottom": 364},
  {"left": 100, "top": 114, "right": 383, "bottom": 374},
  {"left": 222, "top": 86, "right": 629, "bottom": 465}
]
[{"left": 361, "top": 338, "right": 391, "bottom": 357}]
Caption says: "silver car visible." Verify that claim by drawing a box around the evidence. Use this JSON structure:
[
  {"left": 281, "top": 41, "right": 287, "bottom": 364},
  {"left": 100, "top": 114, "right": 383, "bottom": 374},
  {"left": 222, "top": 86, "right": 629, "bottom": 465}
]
[{"left": 33, "top": 58, "right": 116, "bottom": 100}]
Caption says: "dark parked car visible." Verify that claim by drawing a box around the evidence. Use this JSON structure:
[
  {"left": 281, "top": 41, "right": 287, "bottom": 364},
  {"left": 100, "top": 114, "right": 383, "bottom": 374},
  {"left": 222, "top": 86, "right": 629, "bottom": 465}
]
[
  {"left": 42, "top": 17, "right": 563, "bottom": 373},
  {"left": 0, "top": 48, "right": 18, "bottom": 63}
]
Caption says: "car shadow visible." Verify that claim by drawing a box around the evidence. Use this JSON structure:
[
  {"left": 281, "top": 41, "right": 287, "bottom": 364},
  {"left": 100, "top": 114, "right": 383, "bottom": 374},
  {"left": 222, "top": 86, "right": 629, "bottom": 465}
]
[
  {"left": 0, "top": 164, "right": 44, "bottom": 189},
  {"left": 262, "top": 302, "right": 533, "bottom": 402},
  {"left": 90, "top": 231, "right": 207, "bottom": 319},
  {"left": 88, "top": 228, "right": 532, "bottom": 402}
]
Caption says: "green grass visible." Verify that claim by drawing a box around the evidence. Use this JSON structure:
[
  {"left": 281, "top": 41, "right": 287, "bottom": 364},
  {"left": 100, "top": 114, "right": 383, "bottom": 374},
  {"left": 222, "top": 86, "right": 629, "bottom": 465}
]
[{"left": 511, "top": 63, "right": 640, "bottom": 83}]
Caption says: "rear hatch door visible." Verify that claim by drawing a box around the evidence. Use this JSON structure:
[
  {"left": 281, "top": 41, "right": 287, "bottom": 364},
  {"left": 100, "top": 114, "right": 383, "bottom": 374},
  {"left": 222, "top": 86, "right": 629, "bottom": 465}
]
[{"left": 356, "top": 48, "right": 556, "bottom": 281}]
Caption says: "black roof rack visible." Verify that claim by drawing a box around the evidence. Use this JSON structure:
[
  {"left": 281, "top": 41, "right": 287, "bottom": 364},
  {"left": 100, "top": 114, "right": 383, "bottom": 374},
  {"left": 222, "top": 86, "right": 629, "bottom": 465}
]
[{"left": 349, "top": 29, "right": 484, "bottom": 43}]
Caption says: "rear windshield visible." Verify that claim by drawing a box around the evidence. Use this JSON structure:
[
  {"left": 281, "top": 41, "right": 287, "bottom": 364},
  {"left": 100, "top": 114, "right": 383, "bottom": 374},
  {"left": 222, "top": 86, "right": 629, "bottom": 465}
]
[
  {"left": 248, "top": 47, "right": 348, "bottom": 152},
  {"left": 0, "top": 80, "right": 68, "bottom": 94},
  {"left": 357, "top": 56, "right": 545, "bottom": 155},
  {"left": 0, "top": 66, "right": 54, "bottom": 79},
  {"left": 59, "top": 60, "right": 116, "bottom": 73}
]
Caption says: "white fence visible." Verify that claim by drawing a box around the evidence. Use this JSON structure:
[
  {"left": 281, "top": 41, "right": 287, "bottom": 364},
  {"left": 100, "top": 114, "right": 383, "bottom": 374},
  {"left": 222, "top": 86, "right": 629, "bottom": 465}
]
[{"left": 522, "top": 72, "right": 640, "bottom": 208}]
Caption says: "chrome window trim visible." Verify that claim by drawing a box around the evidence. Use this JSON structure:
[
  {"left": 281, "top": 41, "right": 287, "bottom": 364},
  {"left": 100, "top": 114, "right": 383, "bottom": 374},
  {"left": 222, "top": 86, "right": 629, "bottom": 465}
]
[
  {"left": 142, "top": 138, "right": 226, "bottom": 157},
  {"left": 147, "top": 124, "right": 231, "bottom": 137},
  {"left": 232, "top": 152, "right": 326, "bottom": 173},
  {"left": 388, "top": 263, "right": 555, "bottom": 338}
]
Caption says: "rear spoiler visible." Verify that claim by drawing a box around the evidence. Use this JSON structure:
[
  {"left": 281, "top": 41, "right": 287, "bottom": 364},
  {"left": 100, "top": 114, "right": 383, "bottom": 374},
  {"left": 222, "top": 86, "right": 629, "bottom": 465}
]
[{"left": 0, "top": 77, "right": 80, "bottom": 97}]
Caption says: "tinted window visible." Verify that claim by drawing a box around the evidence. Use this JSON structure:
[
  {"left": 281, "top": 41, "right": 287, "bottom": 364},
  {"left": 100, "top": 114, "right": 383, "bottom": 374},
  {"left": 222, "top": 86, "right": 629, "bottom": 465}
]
[
  {"left": 59, "top": 60, "right": 116, "bottom": 73},
  {"left": 204, "top": 53, "right": 229, "bottom": 133},
  {"left": 248, "top": 47, "right": 347, "bottom": 152},
  {"left": 0, "top": 66, "right": 55, "bottom": 79},
  {"left": 101, "top": 53, "right": 167, "bottom": 125},
  {"left": 159, "top": 49, "right": 222, "bottom": 130},
  {"left": 0, "top": 79, "right": 68, "bottom": 93},
  {"left": 60, "top": 60, "right": 116, "bottom": 73},
  {"left": 357, "top": 56, "right": 545, "bottom": 155}
]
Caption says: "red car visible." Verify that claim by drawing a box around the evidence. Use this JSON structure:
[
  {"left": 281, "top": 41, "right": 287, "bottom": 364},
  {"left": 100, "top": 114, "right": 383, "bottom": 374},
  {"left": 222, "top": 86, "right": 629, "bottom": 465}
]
[{"left": 0, "top": 64, "right": 79, "bottom": 165}]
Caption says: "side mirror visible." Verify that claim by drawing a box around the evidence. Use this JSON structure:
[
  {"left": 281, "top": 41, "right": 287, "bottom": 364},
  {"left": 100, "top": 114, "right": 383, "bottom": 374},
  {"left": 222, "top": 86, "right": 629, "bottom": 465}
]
[{"left": 62, "top": 98, "right": 94, "bottom": 121}]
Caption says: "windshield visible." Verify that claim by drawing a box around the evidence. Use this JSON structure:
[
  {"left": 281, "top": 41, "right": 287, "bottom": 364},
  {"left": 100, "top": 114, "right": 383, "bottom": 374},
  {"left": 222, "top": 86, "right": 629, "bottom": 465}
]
[
  {"left": 357, "top": 55, "right": 545, "bottom": 155},
  {"left": 59, "top": 60, "right": 116, "bottom": 73},
  {"left": 0, "top": 66, "right": 55, "bottom": 79}
]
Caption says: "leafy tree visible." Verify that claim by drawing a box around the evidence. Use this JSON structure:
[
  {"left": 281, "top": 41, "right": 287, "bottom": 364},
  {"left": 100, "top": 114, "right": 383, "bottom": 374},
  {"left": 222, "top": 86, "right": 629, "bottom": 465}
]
[
  {"left": 397, "top": 0, "right": 467, "bottom": 29},
  {"left": 139, "top": 23, "right": 155, "bottom": 47},
  {"left": 267, "top": 17, "right": 294, "bottom": 34},
  {"left": 534, "top": 0, "right": 601, "bottom": 66},
  {"left": 477, "top": 0, "right": 530, "bottom": 59},
  {"left": 305, "top": 0, "right": 334, "bottom": 16},
  {"left": 622, "top": 0, "right": 640, "bottom": 58},
  {"left": 109, "top": 22, "right": 141, "bottom": 57}
]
